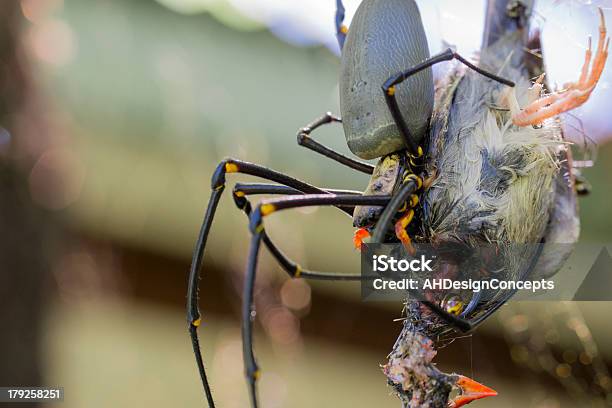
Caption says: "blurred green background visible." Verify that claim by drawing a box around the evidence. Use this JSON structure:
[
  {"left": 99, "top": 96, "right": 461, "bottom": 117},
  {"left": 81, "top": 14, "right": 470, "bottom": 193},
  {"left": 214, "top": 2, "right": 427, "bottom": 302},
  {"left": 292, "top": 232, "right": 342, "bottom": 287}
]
[{"left": 1, "top": 0, "right": 611, "bottom": 407}]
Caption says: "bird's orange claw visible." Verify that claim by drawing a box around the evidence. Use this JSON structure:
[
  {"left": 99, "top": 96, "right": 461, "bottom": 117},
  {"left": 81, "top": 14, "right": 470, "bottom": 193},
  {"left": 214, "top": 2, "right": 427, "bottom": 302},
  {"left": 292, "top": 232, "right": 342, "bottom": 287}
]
[
  {"left": 512, "top": 8, "right": 609, "bottom": 127},
  {"left": 448, "top": 375, "right": 498, "bottom": 408},
  {"left": 353, "top": 228, "right": 370, "bottom": 250}
]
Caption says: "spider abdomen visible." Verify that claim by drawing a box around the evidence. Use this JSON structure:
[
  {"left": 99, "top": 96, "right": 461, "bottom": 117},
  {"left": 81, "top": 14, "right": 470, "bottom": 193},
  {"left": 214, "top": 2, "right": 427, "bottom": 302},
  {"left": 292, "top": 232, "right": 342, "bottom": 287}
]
[{"left": 339, "top": 0, "right": 433, "bottom": 160}]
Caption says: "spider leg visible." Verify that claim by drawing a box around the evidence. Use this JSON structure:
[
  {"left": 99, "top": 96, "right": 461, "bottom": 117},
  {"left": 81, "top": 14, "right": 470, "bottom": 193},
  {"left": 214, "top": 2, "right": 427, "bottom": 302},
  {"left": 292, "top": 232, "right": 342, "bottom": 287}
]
[
  {"left": 371, "top": 177, "right": 421, "bottom": 244},
  {"left": 232, "top": 182, "right": 360, "bottom": 213},
  {"left": 232, "top": 183, "right": 367, "bottom": 280},
  {"left": 370, "top": 179, "right": 472, "bottom": 333},
  {"left": 297, "top": 113, "right": 374, "bottom": 174},
  {"left": 382, "top": 48, "right": 515, "bottom": 156},
  {"left": 467, "top": 244, "right": 544, "bottom": 328},
  {"left": 187, "top": 159, "right": 355, "bottom": 406},
  {"left": 243, "top": 193, "right": 391, "bottom": 407},
  {"left": 232, "top": 182, "right": 362, "bottom": 197},
  {"left": 335, "top": 0, "right": 348, "bottom": 50}
]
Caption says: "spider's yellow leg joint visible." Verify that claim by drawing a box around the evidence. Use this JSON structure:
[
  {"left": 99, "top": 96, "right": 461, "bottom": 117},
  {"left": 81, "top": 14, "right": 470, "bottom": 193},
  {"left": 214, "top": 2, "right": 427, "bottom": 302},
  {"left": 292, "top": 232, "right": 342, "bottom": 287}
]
[
  {"left": 398, "top": 193, "right": 419, "bottom": 213},
  {"left": 294, "top": 264, "right": 302, "bottom": 278},
  {"left": 225, "top": 162, "right": 239, "bottom": 173},
  {"left": 442, "top": 295, "right": 464, "bottom": 316},
  {"left": 397, "top": 201, "right": 408, "bottom": 213},
  {"left": 447, "top": 303, "right": 463, "bottom": 315},
  {"left": 260, "top": 203, "right": 276, "bottom": 216},
  {"left": 192, "top": 318, "right": 202, "bottom": 327},
  {"left": 387, "top": 85, "right": 396, "bottom": 96},
  {"left": 409, "top": 146, "right": 424, "bottom": 160},
  {"left": 409, "top": 194, "right": 419, "bottom": 208},
  {"left": 404, "top": 174, "right": 423, "bottom": 190}
]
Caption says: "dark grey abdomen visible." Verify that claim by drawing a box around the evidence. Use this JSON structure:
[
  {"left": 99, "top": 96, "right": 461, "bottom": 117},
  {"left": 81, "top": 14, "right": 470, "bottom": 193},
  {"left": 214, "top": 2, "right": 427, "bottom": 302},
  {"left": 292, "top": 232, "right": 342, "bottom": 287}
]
[{"left": 339, "top": 0, "right": 433, "bottom": 160}]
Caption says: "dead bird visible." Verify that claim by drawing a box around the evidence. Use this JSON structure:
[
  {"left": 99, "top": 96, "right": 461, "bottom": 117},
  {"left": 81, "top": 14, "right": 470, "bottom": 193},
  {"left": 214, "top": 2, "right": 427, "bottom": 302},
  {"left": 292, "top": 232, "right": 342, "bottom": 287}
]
[
  {"left": 413, "top": 0, "right": 608, "bottom": 337},
  {"left": 381, "top": 0, "right": 608, "bottom": 406}
]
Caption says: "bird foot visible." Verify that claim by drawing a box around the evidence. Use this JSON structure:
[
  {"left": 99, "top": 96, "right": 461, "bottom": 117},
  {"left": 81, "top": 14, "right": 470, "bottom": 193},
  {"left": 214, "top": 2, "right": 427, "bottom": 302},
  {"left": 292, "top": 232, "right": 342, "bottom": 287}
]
[{"left": 512, "top": 8, "right": 609, "bottom": 127}]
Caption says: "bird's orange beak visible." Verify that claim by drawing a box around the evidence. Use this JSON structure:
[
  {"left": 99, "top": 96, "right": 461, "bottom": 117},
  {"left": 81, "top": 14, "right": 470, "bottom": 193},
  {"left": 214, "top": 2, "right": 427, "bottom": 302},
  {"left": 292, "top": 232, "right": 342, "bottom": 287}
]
[{"left": 448, "top": 375, "right": 497, "bottom": 408}]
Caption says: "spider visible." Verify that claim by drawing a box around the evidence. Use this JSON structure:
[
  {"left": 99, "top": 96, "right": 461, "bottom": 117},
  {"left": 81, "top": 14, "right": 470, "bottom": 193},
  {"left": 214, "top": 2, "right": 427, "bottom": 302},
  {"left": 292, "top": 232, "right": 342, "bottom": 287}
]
[{"left": 186, "top": 1, "right": 608, "bottom": 407}]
